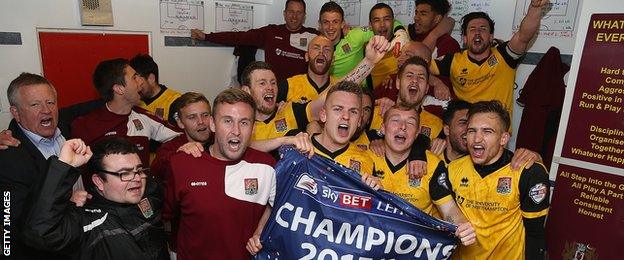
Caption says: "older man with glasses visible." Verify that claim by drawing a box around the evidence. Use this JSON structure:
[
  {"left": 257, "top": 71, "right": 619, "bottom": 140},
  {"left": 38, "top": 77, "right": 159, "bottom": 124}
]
[{"left": 22, "top": 137, "right": 169, "bottom": 260}]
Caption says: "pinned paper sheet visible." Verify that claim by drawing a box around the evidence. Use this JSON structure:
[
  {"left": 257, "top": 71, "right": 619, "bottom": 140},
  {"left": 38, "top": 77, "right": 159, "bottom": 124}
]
[
  {"left": 513, "top": 0, "right": 580, "bottom": 39},
  {"left": 160, "top": 0, "right": 205, "bottom": 36},
  {"left": 214, "top": 1, "right": 254, "bottom": 32}
]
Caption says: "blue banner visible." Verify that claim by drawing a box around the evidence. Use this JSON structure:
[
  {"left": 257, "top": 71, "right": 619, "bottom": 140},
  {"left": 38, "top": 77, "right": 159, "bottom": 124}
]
[{"left": 255, "top": 147, "right": 459, "bottom": 259}]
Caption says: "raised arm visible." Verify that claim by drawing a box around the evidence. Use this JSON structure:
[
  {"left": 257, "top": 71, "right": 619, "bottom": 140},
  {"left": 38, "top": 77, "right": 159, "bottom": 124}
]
[
  {"left": 508, "top": 0, "right": 550, "bottom": 54},
  {"left": 307, "top": 35, "right": 391, "bottom": 120},
  {"left": 23, "top": 139, "right": 92, "bottom": 251},
  {"left": 422, "top": 16, "right": 455, "bottom": 51}
]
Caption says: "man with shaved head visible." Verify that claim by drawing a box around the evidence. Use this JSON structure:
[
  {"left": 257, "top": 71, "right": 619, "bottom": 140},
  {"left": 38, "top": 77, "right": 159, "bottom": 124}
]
[{"left": 277, "top": 35, "right": 335, "bottom": 103}]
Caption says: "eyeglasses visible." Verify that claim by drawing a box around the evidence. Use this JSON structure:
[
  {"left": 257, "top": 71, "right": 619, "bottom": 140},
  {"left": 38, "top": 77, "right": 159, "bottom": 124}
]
[{"left": 97, "top": 167, "right": 150, "bottom": 182}]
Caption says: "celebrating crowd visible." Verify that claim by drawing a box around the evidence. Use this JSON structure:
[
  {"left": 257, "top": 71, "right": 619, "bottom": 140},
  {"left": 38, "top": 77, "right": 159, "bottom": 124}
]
[{"left": 0, "top": 0, "right": 553, "bottom": 259}]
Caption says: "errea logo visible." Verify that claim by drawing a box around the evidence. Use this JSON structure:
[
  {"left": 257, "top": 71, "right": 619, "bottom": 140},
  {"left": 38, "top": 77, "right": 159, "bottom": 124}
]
[{"left": 190, "top": 181, "right": 208, "bottom": 187}]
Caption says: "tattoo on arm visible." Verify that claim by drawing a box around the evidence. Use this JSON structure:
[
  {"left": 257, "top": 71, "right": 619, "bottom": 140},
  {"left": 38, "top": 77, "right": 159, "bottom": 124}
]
[{"left": 343, "top": 63, "right": 372, "bottom": 83}]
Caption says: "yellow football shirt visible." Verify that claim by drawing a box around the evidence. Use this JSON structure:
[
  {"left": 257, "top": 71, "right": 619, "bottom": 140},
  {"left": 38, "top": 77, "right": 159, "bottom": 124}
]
[
  {"left": 252, "top": 102, "right": 311, "bottom": 141},
  {"left": 277, "top": 74, "right": 336, "bottom": 103},
  {"left": 430, "top": 151, "right": 550, "bottom": 259},
  {"left": 431, "top": 42, "right": 518, "bottom": 117},
  {"left": 312, "top": 134, "right": 373, "bottom": 176},
  {"left": 371, "top": 150, "right": 442, "bottom": 218},
  {"left": 370, "top": 106, "right": 443, "bottom": 139},
  {"left": 139, "top": 86, "right": 181, "bottom": 120}
]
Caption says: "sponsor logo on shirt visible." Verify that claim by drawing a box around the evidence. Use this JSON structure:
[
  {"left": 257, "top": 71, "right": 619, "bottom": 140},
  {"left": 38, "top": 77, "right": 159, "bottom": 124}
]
[
  {"left": 356, "top": 144, "right": 368, "bottom": 150},
  {"left": 275, "top": 36, "right": 283, "bottom": 40},
  {"left": 275, "top": 118, "right": 288, "bottom": 132},
  {"left": 349, "top": 159, "right": 361, "bottom": 173},
  {"left": 456, "top": 195, "right": 465, "bottom": 205},
  {"left": 132, "top": 119, "right": 144, "bottom": 131},
  {"left": 190, "top": 181, "right": 208, "bottom": 187},
  {"left": 529, "top": 183, "right": 548, "bottom": 204},
  {"left": 245, "top": 178, "right": 259, "bottom": 195},
  {"left": 84, "top": 208, "right": 102, "bottom": 213},
  {"left": 295, "top": 174, "right": 318, "bottom": 195},
  {"left": 105, "top": 131, "right": 117, "bottom": 136},
  {"left": 496, "top": 177, "right": 512, "bottom": 195},
  {"left": 459, "top": 77, "right": 467, "bottom": 86},
  {"left": 275, "top": 48, "right": 304, "bottom": 59}
]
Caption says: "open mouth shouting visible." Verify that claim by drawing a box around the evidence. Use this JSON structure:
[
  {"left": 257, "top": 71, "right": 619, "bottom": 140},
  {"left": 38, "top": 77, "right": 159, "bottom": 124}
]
[
  {"left": 263, "top": 93, "right": 275, "bottom": 103},
  {"left": 228, "top": 138, "right": 242, "bottom": 151},
  {"left": 314, "top": 55, "right": 326, "bottom": 66},
  {"left": 408, "top": 84, "right": 420, "bottom": 96},
  {"left": 394, "top": 133, "right": 407, "bottom": 144},
  {"left": 471, "top": 144, "right": 485, "bottom": 159},
  {"left": 40, "top": 116, "right": 53, "bottom": 127},
  {"left": 337, "top": 123, "right": 350, "bottom": 138},
  {"left": 473, "top": 35, "right": 484, "bottom": 47}
]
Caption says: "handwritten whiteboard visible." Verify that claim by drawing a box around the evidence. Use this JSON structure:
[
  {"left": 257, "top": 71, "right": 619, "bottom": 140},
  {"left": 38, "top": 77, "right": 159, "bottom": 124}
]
[
  {"left": 214, "top": 1, "right": 254, "bottom": 32},
  {"left": 513, "top": 0, "right": 580, "bottom": 39},
  {"left": 160, "top": 0, "right": 205, "bottom": 36},
  {"left": 333, "top": 0, "right": 362, "bottom": 26}
]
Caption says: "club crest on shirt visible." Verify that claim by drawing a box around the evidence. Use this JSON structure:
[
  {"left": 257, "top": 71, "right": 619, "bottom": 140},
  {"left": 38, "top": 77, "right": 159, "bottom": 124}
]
[
  {"left": 409, "top": 174, "right": 421, "bottom": 188},
  {"left": 497, "top": 177, "right": 512, "bottom": 195},
  {"left": 299, "top": 37, "right": 307, "bottom": 47},
  {"left": 155, "top": 108, "right": 165, "bottom": 119},
  {"left": 138, "top": 198, "right": 153, "bottom": 219},
  {"left": 349, "top": 159, "right": 361, "bottom": 172},
  {"left": 342, "top": 43, "right": 351, "bottom": 54},
  {"left": 132, "top": 119, "right": 144, "bottom": 131},
  {"left": 419, "top": 126, "right": 432, "bottom": 137},
  {"left": 487, "top": 55, "right": 499, "bottom": 67},
  {"left": 244, "top": 178, "right": 258, "bottom": 195},
  {"left": 275, "top": 118, "right": 288, "bottom": 132}
]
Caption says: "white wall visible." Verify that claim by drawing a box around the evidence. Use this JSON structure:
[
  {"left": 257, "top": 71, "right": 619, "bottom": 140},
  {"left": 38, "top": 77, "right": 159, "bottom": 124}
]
[
  {"left": 0, "top": 0, "right": 582, "bottom": 149},
  {"left": 0, "top": 0, "right": 269, "bottom": 129},
  {"left": 268, "top": 0, "right": 580, "bottom": 150}
]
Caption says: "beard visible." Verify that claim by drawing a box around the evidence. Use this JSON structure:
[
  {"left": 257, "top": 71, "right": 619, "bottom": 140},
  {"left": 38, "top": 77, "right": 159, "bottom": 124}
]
[
  {"left": 257, "top": 104, "right": 276, "bottom": 116},
  {"left": 449, "top": 136, "right": 467, "bottom": 155},
  {"left": 309, "top": 56, "right": 331, "bottom": 75}
]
